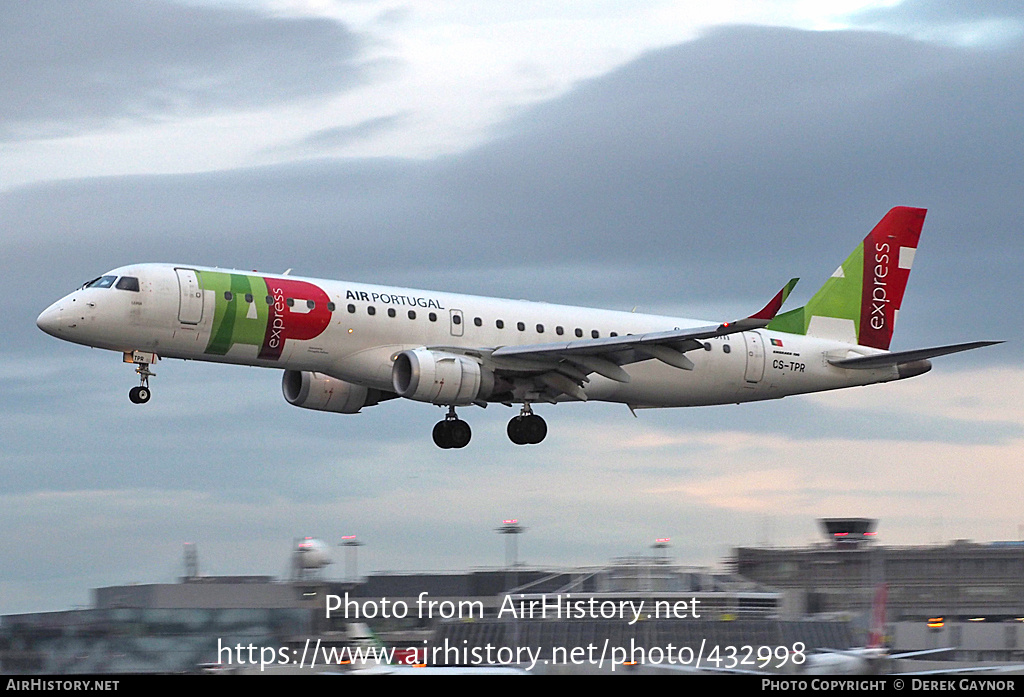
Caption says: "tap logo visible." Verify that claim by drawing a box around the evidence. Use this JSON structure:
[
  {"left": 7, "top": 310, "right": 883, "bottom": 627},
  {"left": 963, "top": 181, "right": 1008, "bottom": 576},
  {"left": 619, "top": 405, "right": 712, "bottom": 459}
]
[{"left": 199, "top": 271, "right": 331, "bottom": 361}]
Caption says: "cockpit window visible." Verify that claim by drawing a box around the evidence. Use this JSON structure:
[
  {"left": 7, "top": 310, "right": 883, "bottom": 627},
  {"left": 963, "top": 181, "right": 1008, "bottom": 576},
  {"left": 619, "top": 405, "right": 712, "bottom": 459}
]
[
  {"left": 83, "top": 275, "right": 117, "bottom": 289},
  {"left": 115, "top": 276, "right": 140, "bottom": 292}
]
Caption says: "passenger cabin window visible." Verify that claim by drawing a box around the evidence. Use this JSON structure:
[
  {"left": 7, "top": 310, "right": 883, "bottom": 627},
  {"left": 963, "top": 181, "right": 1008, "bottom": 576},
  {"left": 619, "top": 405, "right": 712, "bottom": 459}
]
[
  {"left": 408, "top": 310, "right": 416, "bottom": 320},
  {"left": 224, "top": 291, "right": 233, "bottom": 301},
  {"left": 591, "top": 330, "right": 599, "bottom": 338},
  {"left": 453, "top": 315, "right": 462, "bottom": 325},
  {"left": 517, "top": 322, "right": 525, "bottom": 331},
  {"left": 496, "top": 320, "right": 504, "bottom": 329},
  {"left": 474, "top": 317, "right": 482, "bottom": 327},
  {"left": 306, "top": 300, "right": 315, "bottom": 309},
  {"left": 429, "top": 312, "right": 437, "bottom": 322},
  {"left": 575, "top": 328, "right": 583, "bottom": 338},
  {"left": 286, "top": 298, "right": 294, "bottom": 307},
  {"left": 536, "top": 324, "right": 544, "bottom": 333},
  {"left": 367, "top": 306, "right": 376, "bottom": 315},
  {"left": 556, "top": 326, "right": 564, "bottom": 336},
  {"left": 245, "top": 293, "right": 254, "bottom": 303},
  {"left": 348, "top": 304, "right": 356, "bottom": 313},
  {"left": 115, "top": 276, "right": 140, "bottom": 292},
  {"left": 388, "top": 308, "right": 396, "bottom": 318},
  {"left": 327, "top": 302, "right": 336, "bottom": 312}
]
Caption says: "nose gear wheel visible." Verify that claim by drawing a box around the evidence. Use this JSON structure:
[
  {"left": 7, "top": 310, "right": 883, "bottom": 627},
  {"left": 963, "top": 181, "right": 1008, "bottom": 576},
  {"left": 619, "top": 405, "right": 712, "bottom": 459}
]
[{"left": 128, "top": 359, "right": 155, "bottom": 404}]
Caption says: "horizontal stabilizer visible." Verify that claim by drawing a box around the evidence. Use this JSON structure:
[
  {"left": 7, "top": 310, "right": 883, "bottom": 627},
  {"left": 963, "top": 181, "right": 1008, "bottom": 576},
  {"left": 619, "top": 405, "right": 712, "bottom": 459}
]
[{"left": 829, "top": 341, "right": 1003, "bottom": 369}]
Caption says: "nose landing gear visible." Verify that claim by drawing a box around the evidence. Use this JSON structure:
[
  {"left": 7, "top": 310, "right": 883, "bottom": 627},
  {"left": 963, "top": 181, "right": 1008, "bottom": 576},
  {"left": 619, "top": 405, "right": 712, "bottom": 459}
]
[
  {"left": 433, "top": 406, "right": 472, "bottom": 449},
  {"left": 125, "top": 351, "right": 157, "bottom": 404},
  {"left": 129, "top": 383, "right": 151, "bottom": 404},
  {"left": 507, "top": 404, "right": 546, "bottom": 445}
]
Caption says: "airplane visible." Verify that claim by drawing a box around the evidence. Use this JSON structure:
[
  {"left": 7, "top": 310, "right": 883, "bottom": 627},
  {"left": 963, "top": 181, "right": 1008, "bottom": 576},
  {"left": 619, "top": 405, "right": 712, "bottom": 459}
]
[
  {"left": 667, "top": 584, "right": 1020, "bottom": 676},
  {"left": 800, "top": 585, "right": 954, "bottom": 675},
  {"left": 36, "top": 207, "right": 1000, "bottom": 449},
  {"left": 798, "top": 585, "right": 1024, "bottom": 676}
]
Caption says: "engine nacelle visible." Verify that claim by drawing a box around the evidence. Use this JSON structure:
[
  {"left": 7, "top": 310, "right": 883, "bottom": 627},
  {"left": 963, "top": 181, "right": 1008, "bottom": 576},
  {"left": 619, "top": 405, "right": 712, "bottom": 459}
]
[
  {"left": 282, "top": 370, "right": 383, "bottom": 414},
  {"left": 391, "top": 349, "right": 495, "bottom": 405}
]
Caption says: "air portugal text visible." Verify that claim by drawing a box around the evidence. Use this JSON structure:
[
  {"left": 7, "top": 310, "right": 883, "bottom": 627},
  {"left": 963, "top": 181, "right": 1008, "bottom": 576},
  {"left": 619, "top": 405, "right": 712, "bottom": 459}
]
[{"left": 346, "top": 289, "right": 445, "bottom": 309}]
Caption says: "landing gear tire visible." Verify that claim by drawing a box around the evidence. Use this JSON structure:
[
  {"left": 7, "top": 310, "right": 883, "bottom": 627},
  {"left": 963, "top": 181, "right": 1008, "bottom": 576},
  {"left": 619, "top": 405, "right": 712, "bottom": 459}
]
[
  {"left": 507, "top": 414, "right": 546, "bottom": 445},
  {"left": 433, "top": 417, "right": 471, "bottom": 449},
  {"left": 128, "top": 356, "right": 156, "bottom": 405},
  {"left": 448, "top": 419, "right": 471, "bottom": 448}
]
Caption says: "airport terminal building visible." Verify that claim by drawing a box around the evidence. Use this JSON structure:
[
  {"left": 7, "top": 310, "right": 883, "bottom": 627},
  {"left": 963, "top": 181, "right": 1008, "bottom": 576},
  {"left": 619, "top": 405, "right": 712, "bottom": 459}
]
[
  {"left": 3, "top": 519, "right": 1024, "bottom": 673},
  {"left": 732, "top": 519, "right": 1024, "bottom": 662}
]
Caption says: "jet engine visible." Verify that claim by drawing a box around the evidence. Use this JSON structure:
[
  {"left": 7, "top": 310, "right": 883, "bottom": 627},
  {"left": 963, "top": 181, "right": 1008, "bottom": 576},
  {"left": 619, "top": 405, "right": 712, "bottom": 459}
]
[
  {"left": 391, "top": 349, "right": 495, "bottom": 405},
  {"left": 282, "top": 370, "right": 386, "bottom": 414}
]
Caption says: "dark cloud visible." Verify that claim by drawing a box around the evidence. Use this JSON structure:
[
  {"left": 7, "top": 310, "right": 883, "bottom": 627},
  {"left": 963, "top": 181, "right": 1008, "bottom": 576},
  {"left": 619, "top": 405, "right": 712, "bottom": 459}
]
[
  {"left": 6, "top": 25, "right": 1024, "bottom": 611},
  {"left": 7, "top": 26, "right": 1023, "bottom": 355},
  {"left": 0, "top": 0, "right": 376, "bottom": 140}
]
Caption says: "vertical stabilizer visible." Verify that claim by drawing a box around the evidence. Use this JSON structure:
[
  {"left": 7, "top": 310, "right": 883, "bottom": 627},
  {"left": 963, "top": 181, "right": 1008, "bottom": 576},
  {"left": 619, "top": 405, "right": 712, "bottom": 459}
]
[
  {"left": 767, "top": 207, "right": 925, "bottom": 350},
  {"left": 868, "top": 584, "right": 888, "bottom": 649}
]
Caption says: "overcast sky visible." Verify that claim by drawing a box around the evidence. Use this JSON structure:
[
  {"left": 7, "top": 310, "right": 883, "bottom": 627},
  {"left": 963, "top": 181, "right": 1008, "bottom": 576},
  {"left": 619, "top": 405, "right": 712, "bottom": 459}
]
[{"left": 2, "top": 1, "right": 1022, "bottom": 615}]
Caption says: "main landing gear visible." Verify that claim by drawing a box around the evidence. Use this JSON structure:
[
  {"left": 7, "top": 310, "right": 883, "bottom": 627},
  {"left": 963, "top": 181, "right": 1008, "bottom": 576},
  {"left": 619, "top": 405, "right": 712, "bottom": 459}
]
[
  {"left": 507, "top": 404, "right": 547, "bottom": 446},
  {"left": 431, "top": 404, "right": 548, "bottom": 448},
  {"left": 433, "top": 406, "right": 472, "bottom": 449}
]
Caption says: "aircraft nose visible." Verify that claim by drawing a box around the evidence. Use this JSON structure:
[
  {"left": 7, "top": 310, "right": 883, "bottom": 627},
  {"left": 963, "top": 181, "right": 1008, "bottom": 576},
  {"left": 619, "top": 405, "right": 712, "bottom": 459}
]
[{"left": 36, "top": 302, "right": 63, "bottom": 337}]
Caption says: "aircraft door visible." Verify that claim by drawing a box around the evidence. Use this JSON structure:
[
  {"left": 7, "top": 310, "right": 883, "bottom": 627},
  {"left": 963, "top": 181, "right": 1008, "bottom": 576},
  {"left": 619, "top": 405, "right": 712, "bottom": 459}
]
[
  {"left": 175, "top": 268, "right": 204, "bottom": 324},
  {"left": 743, "top": 331, "right": 765, "bottom": 383},
  {"left": 450, "top": 309, "right": 464, "bottom": 337}
]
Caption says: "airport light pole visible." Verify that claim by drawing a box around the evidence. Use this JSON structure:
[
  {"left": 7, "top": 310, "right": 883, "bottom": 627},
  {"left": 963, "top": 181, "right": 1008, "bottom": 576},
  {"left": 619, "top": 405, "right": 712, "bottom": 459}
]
[
  {"left": 650, "top": 538, "right": 671, "bottom": 592},
  {"left": 340, "top": 535, "right": 364, "bottom": 583},
  {"left": 183, "top": 542, "right": 199, "bottom": 581},
  {"left": 496, "top": 519, "right": 525, "bottom": 591}
]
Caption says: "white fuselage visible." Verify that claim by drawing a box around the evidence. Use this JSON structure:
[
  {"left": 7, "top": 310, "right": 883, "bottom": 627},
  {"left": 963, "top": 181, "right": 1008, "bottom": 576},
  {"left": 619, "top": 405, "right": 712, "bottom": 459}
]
[{"left": 37, "top": 263, "right": 900, "bottom": 410}]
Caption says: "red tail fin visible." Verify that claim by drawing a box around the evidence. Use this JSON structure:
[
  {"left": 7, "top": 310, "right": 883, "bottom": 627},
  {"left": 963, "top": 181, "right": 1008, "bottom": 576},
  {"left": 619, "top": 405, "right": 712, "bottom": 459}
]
[
  {"left": 767, "top": 207, "right": 926, "bottom": 349},
  {"left": 858, "top": 207, "right": 925, "bottom": 350},
  {"left": 868, "top": 583, "right": 888, "bottom": 649}
]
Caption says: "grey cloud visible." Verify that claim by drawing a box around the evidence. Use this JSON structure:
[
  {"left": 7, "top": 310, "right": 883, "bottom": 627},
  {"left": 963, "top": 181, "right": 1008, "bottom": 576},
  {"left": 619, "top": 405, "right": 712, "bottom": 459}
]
[
  {"left": 7, "top": 24, "right": 1024, "bottom": 615},
  {"left": 7, "top": 26, "right": 1023, "bottom": 357},
  {"left": 852, "top": 0, "right": 1024, "bottom": 32},
  {"left": 634, "top": 395, "right": 1024, "bottom": 447},
  {"left": 0, "top": 0, "right": 376, "bottom": 140},
  {"left": 283, "top": 112, "right": 411, "bottom": 154}
]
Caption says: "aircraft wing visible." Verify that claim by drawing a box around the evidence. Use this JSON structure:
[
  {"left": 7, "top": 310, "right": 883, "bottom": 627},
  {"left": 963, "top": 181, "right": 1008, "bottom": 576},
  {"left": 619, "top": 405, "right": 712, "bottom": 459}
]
[
  {"left": 433, "top": 279, "right": 798, "bottom": 402},
  {"left": 491, "top": 277, "right": 798, "bottom": 366},
  {"left": 828, "top": 341, "right": 1003, "bottom": 369}
]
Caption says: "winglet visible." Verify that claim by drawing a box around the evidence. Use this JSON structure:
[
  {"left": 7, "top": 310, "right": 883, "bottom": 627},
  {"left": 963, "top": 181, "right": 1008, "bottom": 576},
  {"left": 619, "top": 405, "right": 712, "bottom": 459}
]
[
  {"left": 749, "top": 278, "right": 799, "bottom": 321},
  {"left": 717, "top": 278, "right": 799, "bottom": 332}
]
